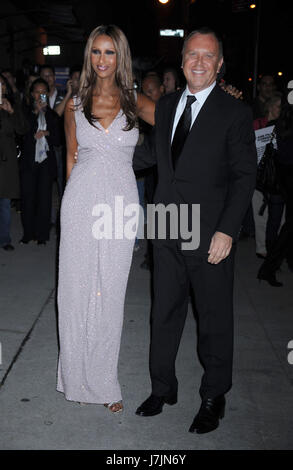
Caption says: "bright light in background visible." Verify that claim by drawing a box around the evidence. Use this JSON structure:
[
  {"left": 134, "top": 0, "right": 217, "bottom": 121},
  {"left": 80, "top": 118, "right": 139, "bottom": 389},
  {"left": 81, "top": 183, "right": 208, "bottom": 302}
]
[
  {"left": 249, "top": 3, "right": 256, "bottom": 8},
  {"left": 43, "top": 46, "right": 60, "bottom": 56},
  {"left": 278, "top": 72, "right": 283, "bottom": 76},
  {"left": 158, "top": 0, "right": 170, "bottom": 4},
  {"left": 248, "top": 77, "right": 253, "bottom": 82},
  {"left": 160, "top": 29, "right": 184, "bottom": 37}
]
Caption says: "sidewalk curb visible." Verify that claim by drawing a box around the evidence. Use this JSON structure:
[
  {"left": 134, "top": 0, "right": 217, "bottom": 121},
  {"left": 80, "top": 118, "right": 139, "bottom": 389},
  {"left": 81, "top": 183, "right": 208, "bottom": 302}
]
[{"left": 0, "top": 289, "right": 55, "bottom": 389}]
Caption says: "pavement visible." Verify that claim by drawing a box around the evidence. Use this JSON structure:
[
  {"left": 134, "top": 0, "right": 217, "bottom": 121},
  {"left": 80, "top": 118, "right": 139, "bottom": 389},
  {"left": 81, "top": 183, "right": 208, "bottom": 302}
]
[{"left": 0, "top": 206, "right": 293, "bottom": 450}]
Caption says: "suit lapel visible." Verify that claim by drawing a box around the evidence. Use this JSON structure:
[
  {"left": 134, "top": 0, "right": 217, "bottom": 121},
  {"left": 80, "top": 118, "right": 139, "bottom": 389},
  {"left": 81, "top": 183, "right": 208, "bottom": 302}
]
[
  {"left": 167, "top": 89, "right": 184, "bottom": 146},
  {"left": 165, "top": 89, "right": 184, "bottom": 172}
]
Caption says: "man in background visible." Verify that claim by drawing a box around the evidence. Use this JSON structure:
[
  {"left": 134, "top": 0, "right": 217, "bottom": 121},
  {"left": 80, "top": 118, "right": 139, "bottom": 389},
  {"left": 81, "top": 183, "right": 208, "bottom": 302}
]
[{"left": 252, "top": 74, "right": 276, "bottom": 119}]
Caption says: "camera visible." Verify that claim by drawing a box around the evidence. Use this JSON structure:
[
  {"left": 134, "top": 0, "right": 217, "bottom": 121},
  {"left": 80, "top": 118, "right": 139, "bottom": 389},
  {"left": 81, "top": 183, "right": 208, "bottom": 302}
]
[{"left": 40, "top": 93, "right": 47, "bottom": 103}]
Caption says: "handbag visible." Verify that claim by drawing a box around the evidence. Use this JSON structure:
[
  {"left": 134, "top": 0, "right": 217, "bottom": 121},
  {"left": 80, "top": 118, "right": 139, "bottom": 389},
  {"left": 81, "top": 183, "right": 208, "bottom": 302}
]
[{"left": 256, "top": 130, "right": 280, "bottom": 196}]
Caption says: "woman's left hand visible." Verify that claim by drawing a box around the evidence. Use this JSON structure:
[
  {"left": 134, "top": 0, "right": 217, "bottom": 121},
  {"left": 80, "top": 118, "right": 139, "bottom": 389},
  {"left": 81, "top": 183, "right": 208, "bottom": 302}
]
[
  {"left": 0, "top": 98, "right": 14, "bottom": 114},
  {"left": 220, "top": 82, "right": 243, "bottom": 100}
]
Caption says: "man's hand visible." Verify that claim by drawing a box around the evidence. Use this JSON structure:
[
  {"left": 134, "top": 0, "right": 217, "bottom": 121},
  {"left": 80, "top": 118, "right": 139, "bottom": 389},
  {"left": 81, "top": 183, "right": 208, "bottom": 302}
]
[
  {"left": 66, "top": 79, "right": 73, "bottom": 96},
  {"left": 34, "top": 99, "right": 47, "bottom": 114},
  {"left": 208, "top": 231, "right": 233, "bottom": 264}
]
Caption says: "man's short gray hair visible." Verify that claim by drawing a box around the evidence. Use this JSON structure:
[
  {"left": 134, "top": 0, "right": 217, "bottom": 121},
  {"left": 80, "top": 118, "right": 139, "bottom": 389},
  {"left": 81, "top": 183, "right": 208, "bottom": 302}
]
[{"left": 182, "top": 27, "right": 223, "bottom": 58}]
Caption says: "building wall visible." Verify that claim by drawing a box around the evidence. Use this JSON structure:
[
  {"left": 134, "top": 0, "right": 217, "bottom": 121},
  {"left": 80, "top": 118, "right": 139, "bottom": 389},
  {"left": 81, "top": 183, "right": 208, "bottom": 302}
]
[{"left": 0, "top": 2, "right": 36, "bottom": 71}]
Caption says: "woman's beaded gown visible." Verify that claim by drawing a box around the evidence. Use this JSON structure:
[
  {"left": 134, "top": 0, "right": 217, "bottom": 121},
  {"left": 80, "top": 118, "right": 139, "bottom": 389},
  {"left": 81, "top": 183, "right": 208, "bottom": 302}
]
[{"left": 57, "top": 99, "right": 139, "bottom": 403}]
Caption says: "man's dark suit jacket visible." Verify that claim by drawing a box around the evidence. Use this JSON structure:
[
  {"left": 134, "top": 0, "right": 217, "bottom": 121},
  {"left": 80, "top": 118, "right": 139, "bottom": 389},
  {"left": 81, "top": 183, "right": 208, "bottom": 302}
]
[{"left": 133, "top": 84, "right": 257, "bottom": 256}]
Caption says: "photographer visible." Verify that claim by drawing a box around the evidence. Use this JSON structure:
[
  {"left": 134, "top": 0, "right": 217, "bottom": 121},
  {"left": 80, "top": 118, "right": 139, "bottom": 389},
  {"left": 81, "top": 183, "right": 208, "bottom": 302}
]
[
  {"left": 54, "top": 65, "right": 81, "bottom": 118},
  {"left": 19, "top": 78, "right": 60, "bottom": 245}
]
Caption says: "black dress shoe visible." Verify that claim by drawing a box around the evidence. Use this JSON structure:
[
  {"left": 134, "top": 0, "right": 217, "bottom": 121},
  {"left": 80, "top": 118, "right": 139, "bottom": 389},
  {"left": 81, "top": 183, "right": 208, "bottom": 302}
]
[
  {"left": 2, "top": 244, "right": 14, "bottom": 251},
  {"left": 257, "top": 267, "right": 283, "bottom": 287},
  {"left": 135, "top": 393, "right": 177, "bottom": 417},
  {"left": 189, "top": 395, "right": 225, "bottom": 434}
]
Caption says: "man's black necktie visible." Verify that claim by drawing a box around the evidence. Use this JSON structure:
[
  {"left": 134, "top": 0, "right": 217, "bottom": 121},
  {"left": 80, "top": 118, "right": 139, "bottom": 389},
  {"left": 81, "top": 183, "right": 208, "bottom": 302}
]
[{"left": 171, "top": 95, "right": 196, "bottom": 169}]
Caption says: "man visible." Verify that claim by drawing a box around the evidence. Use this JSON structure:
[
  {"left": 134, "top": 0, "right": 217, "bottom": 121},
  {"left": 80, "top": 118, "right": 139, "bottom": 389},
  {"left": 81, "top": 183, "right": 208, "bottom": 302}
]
[
  {"left": 133, "top": 27, "right": 257, "bottom": 434},
  {"left": 39, "top": 65, "right": 64, "bottom": 113},
  {"left": 68, "top": 66, "right": 81, "bottom": 96},
  {"left": 48, "top": 66, "right": 81, "bottom": 118},
  {"left": 252, "top": 74, "right": 276, "bottom": 119}
]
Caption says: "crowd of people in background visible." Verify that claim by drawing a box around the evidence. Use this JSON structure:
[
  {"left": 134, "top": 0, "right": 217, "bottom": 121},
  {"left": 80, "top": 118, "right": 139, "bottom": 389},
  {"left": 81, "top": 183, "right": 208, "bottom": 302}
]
[
  {"left": 0, "top": 64, "right": 81, "bottom": 249},
  {"left": 251, "top": 74, "right": 293, "bottom": 286},
  {"left": 0, "top": 58, "right": 292, "bottom": 287}
]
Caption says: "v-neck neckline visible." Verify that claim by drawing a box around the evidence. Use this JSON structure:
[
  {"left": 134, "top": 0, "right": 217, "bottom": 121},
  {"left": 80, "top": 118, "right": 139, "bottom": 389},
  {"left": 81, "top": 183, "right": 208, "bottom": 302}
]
[{"left": 96, "top": 109, "right": 122, "bottom": 132}]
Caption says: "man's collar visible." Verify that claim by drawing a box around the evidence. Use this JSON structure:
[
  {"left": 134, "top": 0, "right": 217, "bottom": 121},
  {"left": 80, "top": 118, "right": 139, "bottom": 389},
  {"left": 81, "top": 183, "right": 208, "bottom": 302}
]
[{"left": 184, "top": 81, "right": 216, "bottom": 104}]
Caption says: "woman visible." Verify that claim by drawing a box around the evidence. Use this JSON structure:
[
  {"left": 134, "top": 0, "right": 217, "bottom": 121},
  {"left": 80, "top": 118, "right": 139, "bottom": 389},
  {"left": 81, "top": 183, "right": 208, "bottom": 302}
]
[
  {"left": 0, "top": 73, "right": 27, "bottom": 250},
  {"left": 20, "top": 78, "right": 60, "bottom": 244},
  {"left": 258, "top": 103, "right": 293, "bottom": 286},
  {"left": 252, "top": 92, "right": 283, "bottom": 259},
  {"left": 56, "top": 25, "right": 154, "bottom": 412},
  {"left": 262, "top": 93, "right": 284, "bottom": 254}
]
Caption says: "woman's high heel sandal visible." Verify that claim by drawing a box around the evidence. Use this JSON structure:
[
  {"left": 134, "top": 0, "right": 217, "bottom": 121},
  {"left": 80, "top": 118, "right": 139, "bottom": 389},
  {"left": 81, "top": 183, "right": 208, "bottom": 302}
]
[{"left": 104, "top": 401, "right": 123, "bottom": 413}]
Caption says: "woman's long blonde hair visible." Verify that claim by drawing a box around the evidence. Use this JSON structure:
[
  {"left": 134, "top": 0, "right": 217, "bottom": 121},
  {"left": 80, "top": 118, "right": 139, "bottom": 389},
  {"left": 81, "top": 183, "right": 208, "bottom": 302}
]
[{"left": 78, "top": 24, "right": 136, "bottom": 130}]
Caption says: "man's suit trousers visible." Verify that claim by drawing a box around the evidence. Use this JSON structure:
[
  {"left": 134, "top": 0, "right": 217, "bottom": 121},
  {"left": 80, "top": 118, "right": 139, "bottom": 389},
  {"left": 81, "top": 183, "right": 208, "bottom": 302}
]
[{"left": 150, "top": 243, "right": 236, "bottom": 400}]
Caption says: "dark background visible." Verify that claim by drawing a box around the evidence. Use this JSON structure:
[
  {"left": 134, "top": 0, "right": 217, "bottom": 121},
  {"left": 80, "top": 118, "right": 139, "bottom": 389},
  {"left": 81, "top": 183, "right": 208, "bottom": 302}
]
[{"left": 0, "top": 0, "right": 292, "bottom": 98}]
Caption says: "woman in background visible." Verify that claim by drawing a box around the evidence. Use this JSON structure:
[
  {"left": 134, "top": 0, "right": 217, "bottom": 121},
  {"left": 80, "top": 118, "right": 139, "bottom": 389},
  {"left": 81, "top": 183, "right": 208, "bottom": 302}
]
[
  {"left": 258, "top": 103, "right": 293, "bottom": 286},
  {"left": 252, "top": 92, "right": 283, "bottom": 259}
]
